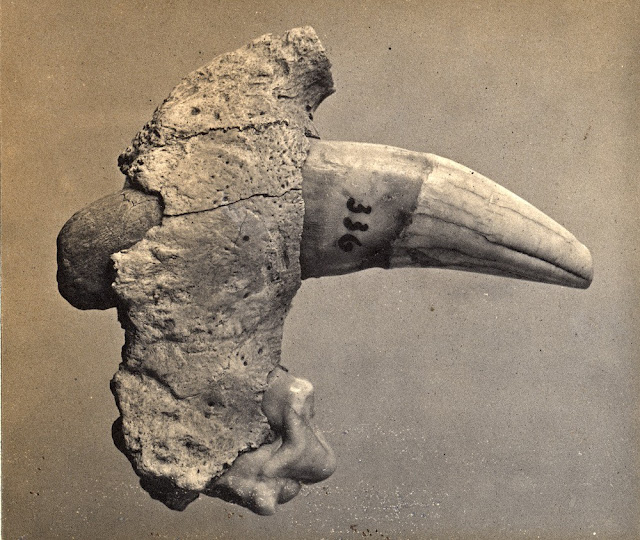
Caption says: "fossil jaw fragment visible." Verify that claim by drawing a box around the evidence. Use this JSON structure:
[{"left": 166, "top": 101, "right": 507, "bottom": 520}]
[
  {"left": 57, "top": 139, "right": 593, "bottom": 512},
  {"left": 56, "top": 27, "right": 592, "bottom": 515}
]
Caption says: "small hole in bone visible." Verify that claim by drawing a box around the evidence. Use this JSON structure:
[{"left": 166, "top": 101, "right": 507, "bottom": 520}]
[
  {"left": 242, "top": 235, "right": 250, "bottom": 242},
  {"left": 191, "top": 107, "right": 201, "bottom": 115},
  {"left": 258, "top": 348, "right": 263, "bottom": 354}
]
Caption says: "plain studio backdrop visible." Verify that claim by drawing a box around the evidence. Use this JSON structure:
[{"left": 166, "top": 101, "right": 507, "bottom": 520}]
[{"left": 2, "top": 1, "right": 638, "bottom": 539}]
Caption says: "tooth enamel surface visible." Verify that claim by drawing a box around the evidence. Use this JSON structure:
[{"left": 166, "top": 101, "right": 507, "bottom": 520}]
[
  {"left": 392, "top": 155, "right": 593, "bottom": 287},
  {"left": 301, "top": 140, "right": 592, "bottom": 289}
]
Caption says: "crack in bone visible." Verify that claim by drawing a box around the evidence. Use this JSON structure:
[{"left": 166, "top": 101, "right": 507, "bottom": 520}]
[{"left": 108, "top": 27, "right": 335, "bottom": 512}]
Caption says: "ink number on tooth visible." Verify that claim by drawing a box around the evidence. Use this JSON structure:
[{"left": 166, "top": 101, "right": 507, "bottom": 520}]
[
  {"left": 338, "top": 198, "right": 372, "bottom": 253},
  {"left": 346, "top": 197, "right": 372, "bottom": 214},
  {"left": 337, "top": 234, "right": 362, "bottom": 252},
  {"left": 343, "top": 217, "right": 369, "bottom": 232}
]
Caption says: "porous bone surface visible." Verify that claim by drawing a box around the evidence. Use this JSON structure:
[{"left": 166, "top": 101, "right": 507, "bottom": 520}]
[{"left": 111, "top": 26, "right": 334, "bottom": 492}]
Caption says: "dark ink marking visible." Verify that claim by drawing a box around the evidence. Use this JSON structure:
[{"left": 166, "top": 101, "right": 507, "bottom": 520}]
[
  {"left": 347, "top": 197, "right": 372, "bottom": 214},
  {"left": 338, "top": 234, "right": 362, "bottom": 252},
  {"left": 343, "top": 217, "right": 369, "bottom": 232}
]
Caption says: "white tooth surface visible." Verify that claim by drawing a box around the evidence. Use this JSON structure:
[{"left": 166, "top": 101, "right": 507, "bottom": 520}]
[
  {"left": 301, "top": 140, "right": 592, "bottom": 288},
  {"left": 391, "top": 155, "right": 593, "bottom": 288},
  {"left": 301, "top": 140, "right": 425, "bottom": 277}
]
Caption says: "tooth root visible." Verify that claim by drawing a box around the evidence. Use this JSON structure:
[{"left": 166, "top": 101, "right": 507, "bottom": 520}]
[{"left": 56, "top": 189, "right": 163, "bottom": 310}]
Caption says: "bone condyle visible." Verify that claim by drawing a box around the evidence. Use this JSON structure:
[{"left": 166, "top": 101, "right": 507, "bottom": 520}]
[{"left": 56, "top": 26, "right": 593, "bottom": 514}]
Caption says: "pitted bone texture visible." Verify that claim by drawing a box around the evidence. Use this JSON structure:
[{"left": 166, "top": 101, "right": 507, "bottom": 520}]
[
  {"left": 118, "top": 26, "right": 334, "bottom": 216},
  {"left": 111, "top": 27, "right": 334, "bottom": 503}
]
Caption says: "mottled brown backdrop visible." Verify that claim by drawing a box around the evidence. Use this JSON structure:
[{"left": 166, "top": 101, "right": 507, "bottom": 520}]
[{"left": 2, "top": 1, "right": 638, "bottom": 538}]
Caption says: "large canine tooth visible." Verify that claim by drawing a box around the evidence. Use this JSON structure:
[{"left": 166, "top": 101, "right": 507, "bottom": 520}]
[{"left": 301, "top": 140, "right": 593, "bottom": 289}]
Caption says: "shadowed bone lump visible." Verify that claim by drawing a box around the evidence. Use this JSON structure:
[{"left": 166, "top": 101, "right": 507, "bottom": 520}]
[{"left": 56, "top": 27, "right": 593, "bottom": 514}]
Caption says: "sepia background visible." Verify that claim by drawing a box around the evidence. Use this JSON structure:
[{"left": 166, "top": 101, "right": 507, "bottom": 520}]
[{"left": 2, "top": 1, "right": 639, "bottom": 538}]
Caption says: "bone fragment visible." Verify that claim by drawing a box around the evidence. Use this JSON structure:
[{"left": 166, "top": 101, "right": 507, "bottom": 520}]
[
  {"left": 89, "top": 27, "right": 333, "bottom": 510},
  {"left": 207, "top": 367, "right": 336, "bottom": 515}
]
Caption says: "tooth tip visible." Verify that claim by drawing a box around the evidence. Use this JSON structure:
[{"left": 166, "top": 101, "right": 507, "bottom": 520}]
[
  {"left": 567, "top": 243, "right": 593, "bottom": 289},
  {"left": 579, "top": 258, "right": 594, "bottom": 289},
  {"left": 578, "top": 243, "right": 594, "bottom": 287}
]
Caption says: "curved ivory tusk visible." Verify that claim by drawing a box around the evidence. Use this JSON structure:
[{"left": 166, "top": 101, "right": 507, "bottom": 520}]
[{"left": 55, "top": 27, "right": 593, "bottom": 514}]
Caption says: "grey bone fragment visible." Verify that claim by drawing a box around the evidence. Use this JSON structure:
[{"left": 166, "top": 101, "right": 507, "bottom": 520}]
[{"left": 57, "top": 26, "right": 336, "bottom": 513}]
